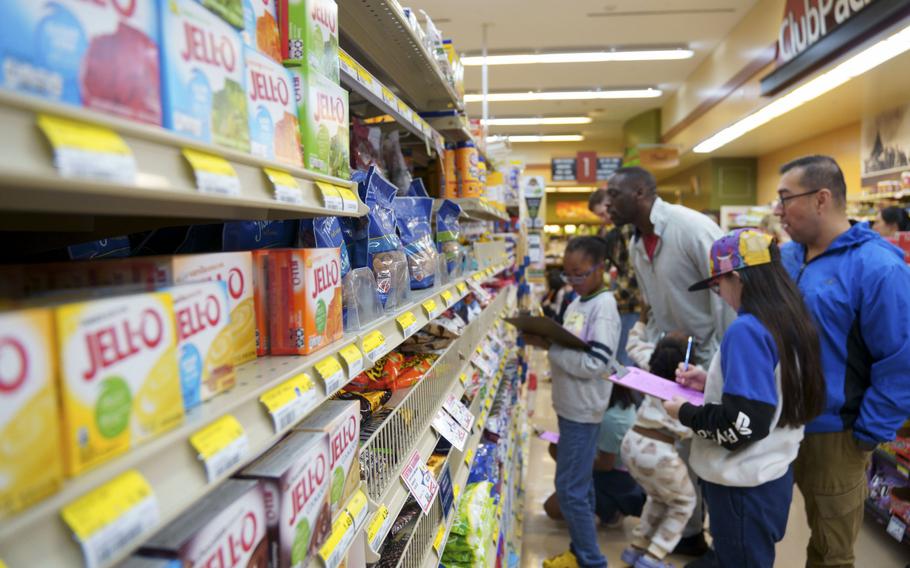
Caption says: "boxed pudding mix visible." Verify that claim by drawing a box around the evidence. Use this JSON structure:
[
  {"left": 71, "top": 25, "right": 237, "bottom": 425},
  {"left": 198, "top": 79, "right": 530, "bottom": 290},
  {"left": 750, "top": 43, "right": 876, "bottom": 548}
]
[
  {"left": 55, "top": 291, "right": 184, "bottom": 475},
  {"left": 281, "top": 0, "right": 339, "bottom": 82},
  {"left": 243, "top": 0, "right": 282, "bottom": 62},
  {"left": 0, "top": 308, "right": 63, "bottom": 515},
  {"left": 290, "top": 66, "right": 349, "bottom": 178},
  {"left": 240, "top": 431, "right": 332, "bottom": 568},
  {"left": 296, "top": 400, "right": 360, "bottom": 516},
  {"left": 244, "top": 45, "right": 303, "bottom": 166}
]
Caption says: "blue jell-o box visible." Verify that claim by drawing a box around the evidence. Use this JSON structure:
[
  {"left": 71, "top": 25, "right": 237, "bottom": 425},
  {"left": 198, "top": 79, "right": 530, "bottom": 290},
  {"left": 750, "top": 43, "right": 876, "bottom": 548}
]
[
  {"left": 241, "top": 0, "right": 281, "bottom": 62},
  {"left": 0, "top": 0, "right": 162, "bottom": 124},
  {"left": 160, "top": 0, "right": 250, "bottom": 152},
  {"left": 244, "top": 46, "right": 302, "bottom": 166}
]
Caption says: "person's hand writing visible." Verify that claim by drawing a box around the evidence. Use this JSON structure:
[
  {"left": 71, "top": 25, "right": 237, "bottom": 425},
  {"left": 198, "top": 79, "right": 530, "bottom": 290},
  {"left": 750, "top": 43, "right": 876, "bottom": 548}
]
[
  {"left": 676, "top": 363, "right": 707, "bottom": 392},
  {"left": 663, "top": 397, "right": 687, "bottom": 420},
  {"left": 523, "top": 333, "right": 551, "bottom": 349}
]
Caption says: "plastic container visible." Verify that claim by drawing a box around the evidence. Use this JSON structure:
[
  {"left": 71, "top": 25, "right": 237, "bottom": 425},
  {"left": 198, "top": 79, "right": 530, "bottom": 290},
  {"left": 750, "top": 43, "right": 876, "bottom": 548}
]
[
  {"left": 444, "top": 144, "right": 457, "bottom": 198},
  {"left": 456, "top": 141, "right": 481, "bottom": 197}
]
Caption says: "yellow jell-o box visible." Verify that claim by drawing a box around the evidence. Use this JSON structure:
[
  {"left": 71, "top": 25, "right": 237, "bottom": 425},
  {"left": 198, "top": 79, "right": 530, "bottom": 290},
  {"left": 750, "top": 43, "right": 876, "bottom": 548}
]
[
  {"left": 0, "top": 308, "right": 62, "bottom": 515},
  {"left": 56, "top": 292, "right": 184, "bottom": 476},
  {"left": 171, "top": 282, "right": 236, "bottom": 410}
]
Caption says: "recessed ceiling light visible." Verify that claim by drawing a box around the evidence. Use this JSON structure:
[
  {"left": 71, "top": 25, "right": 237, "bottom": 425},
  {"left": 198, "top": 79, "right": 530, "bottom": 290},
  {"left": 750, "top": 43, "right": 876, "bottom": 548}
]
[
  {"left": 693, "top": 21, "right": 910, "bottom": 153},
  {"left": 546, "top": 186, "right": 597, "bottom": 193},
  {"left": 464, "top": 89, "right": 661, "bottom": 103},
  {"left": 508, "top": 135, "right": 585, "bottom": 143},
  {"left": 463, "top": 48, "right": 693, "bottom": 66},
  {"left": 482, "top": 116, "right": 593, "bottom": 126}
]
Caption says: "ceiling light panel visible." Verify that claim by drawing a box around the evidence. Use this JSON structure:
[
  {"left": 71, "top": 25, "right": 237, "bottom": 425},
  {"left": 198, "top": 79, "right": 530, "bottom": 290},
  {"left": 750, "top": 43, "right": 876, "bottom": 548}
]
[
  {"left": 462, "top": 49, "right": 694, "bottom": 66},
  {"left": 464, "top": 89, "right": 662, "bottom": 103},
  {"left": 482, "top": 117, "right": 593, "bottom": 126},
  {"left": 508, "top": 135, "right": 585, "bottom": 143}
]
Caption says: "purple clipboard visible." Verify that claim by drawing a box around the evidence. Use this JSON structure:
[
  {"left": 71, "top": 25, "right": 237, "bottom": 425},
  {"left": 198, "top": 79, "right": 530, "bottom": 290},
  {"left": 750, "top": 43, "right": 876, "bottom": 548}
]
[{"left": 607, "top": 366, "right": 704, "bottom": 406}]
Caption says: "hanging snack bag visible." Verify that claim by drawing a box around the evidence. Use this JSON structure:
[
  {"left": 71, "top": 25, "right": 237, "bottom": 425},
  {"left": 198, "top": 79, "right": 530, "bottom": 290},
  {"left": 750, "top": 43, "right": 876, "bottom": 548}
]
[
  {"left": 160, "top": 0, "right": 250, "bottom": 152},
  {"left": 244, "top": 46, "right": 303, "bottom": 166},
  {"left": 436, "top": 200, "right": 464, "bottom": 277},
  {"left": 170, "top": 281, "right": 235, "bottom": 410},
  {"left": 138, "top": 479, "right": 268, "bottom": 567},
  {"left": 298, "top": 217, "right": 351, "bottom": 278},
  {"left": 56, "top": 291, "right": 183, "bottom": 475},
  {"left": 339, "top": 215, "right": 369, "bottom": 270},
  {"left": 290, "top": 65, "right": 350, "bottom": 178},
  {"left": 223, "top": 220, "right": 299, "bottom": 252},
  {"left": 0, "top": 308, "right": 62, "bottom": 515},
  {"left": 242, "top": 0, "right": 281, "bottom": 61},
  {"left": 282, "top": 0, "right": 339, "bottom": 82},
  {"left": 240, "top": 431, "right": 332, "bottom": 568},
  {"left": 296, "top": 401, "right": 360, "bottom": 517},
  {"left": 0, "top": 0, "right": 162, "bottom": 124},
  {"left": 392, "top": 196, "right": 436, "bottom": 290},
  {"left": 358, "top": 167, "right": 407, "bottom": 308}
]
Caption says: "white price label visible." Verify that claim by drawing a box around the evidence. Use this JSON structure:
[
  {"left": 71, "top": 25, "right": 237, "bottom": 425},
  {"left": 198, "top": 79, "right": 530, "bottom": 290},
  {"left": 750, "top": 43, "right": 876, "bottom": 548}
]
[
  {"left": 182, "top": 148, "right": 240, "bottom": 196},
  {"left": 346, "top": 489, "right": 369, "bottom": 528},
  {"left": 443, "top": 393, "right": 475, "bottom": 430},
  {"left": 471, "top": 349, "right": 496, "bottom": 378},
  {"left": 401, "top": 450, "right": 440, "bottom": 515},
  {"left": 190, "top": 415, "right": 249, "bottom": 482},
  {"left": 317, "top": 181, "right": 344, "bottom": 211},
  {"left": 264, "top": 168, "right": 304, "bottom": 204},
  {"left": 61, "top": 471, "right": 159, "bottom": 568},
  {"left": 396, "top": 311, "right": 419, "bottom": 337},
  {"left": 362, "top": 330, "right": 387, "bottom": 362},
  {"left": 887, "top": 515, "right": 907, "bottom": 542},
  {"left": 339, "top": 344, "right": 365, "bottom": 377},
  {"left": 337, "top": 187, "right": 359, "bottom": 213},
  {"left": 441, "top": 290, "right": 455, "bottom": 306},
  {"left": 319, "top": 511, "right": 355, "bottom": 568},
  {"left": 259, "top": 373, "right": 318, "bottom": 432},
  {"left": 367, "top": 506, "right": 392, "bottom": 551},
  {"left": 37, "top": 114, "right": 137, "bottom": 185},
  {"left": 315, "top": 356, "right": 346, "bottom": 394},
  {"left": 433, "top": 408, "right": 469, "bottom": 451}
]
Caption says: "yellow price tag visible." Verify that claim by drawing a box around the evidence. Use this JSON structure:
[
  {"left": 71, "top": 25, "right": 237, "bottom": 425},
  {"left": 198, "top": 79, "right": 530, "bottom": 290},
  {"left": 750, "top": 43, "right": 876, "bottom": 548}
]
[
  {"left": 315, "top": 355, "right": 345, "bottom": 393},
  {"left": 421, "top": 298, "right": 438, "bottom": 317},
  {"left": 38, "top": 114, "right": 130, "bottom": 155},
  {"left": 263, "top": 167, "right": 297, "bottom": 189},
  {"left": 259, "top": 373, "right": 313, "bottom": 412},
  {"left": 381, "top": 87, "right": 396, "bottom": 105},
  {"left": 472, "top": 273, "right": 484, "bottom": 282},
  {"left": 336, "top": 187, "right": 359, "bottom": 213},
  {"left": 441, "top": 290, "right": 454, "bottom": 305},
  {"left": 190, "top": 414, "right": 245, "bottom": 460},
  {"left": 319, "top": 511, "right": 354, "bottom": 563},
  {"left": 346, "top": 489, "right": 368, "bottom": 526},
  {"left": 338, "top": 343, "right": 364, "bottom": 376},
  {"left": 182, "top": 148, "right": 236, "bottom": 177},
  {"left": 37, "top": 114, "right": 136, "bottom": 183},
  {"left": 338, "top": 49, "right": 356, "bottom": 70},
  {"left": 459, "top": 372, "right": 468, "bottom": 385},
  {"left": 464, "top": 449, "right": 474, "bottom": 466},
  {"left": 453, "top": 483, "right": 461, "bottom": 503},
  {"left": 61, "top": 470, "right": 154, "bottom": 540},
  {"left": 433, "top": 522, "right": 447, "bottom": 553},
  {"left": 456, "top": 282, "right": 468, "bottom": 295},
  {"left": 356, "top": 65, "right": 373, "bottom": 86},
  {"left": 396, "top": 311, "right": 417, "bottom": 335},
  {"left": 362, "top": 330, "right": 387, "bottom": 359},
  {"left": 264, "top": 167, "right": 302, "bottom": 204},
  {"left": 316, "top": 181, "right": 344, "bottom": 211},
  {"left": 367, "top": 505, "right": 390, "bottom": 546}
]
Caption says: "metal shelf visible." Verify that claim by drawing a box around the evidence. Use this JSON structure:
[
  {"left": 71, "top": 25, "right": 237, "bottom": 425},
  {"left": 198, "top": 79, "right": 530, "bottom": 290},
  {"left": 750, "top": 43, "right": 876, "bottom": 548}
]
[
  {"left": 847, "top": 190, "right": 910, "bottom": 203},
  {"left": 0, "top": 90, "right": 364, "bottom": 225},
  {"left": 423, "top": 114, "right": 489, "bottom": 164},
  {"left": 339, "top": 0, "right": 460, "bottom": 112},
  {"left": 435, "top": 198, "right": 510, "bottom": 222},
  {"left": 0, "top": 264, "right": 509, "bottom": 568}
]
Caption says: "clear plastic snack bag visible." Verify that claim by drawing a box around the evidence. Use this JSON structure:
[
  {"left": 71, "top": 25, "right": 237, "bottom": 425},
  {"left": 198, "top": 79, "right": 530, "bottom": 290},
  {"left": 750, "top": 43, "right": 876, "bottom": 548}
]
[{"left": 341, "top": 267, "right": 382, "bottom": 332}]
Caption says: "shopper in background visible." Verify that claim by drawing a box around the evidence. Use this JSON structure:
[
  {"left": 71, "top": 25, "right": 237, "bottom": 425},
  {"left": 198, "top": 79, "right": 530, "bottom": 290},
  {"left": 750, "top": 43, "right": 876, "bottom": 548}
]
[
  {"left": 605, "top": 166, "right": 735, "bottom": 564},
  {"left": 871, "top": 205, "right": 910, "bottom": 237},
  {"left": 522, "top": 236, "right": 621, "bottom": 568},
  {"left": 667, "top": 228, "right": 827, "bottom": 568},
  {"left": 542, "top": 268, "right": 577, "bottom": 324},
  {"left": 759, "top": 213, "right": 789, "bottom": 244},
  {"left": 543, "top": 385, "right": 646, "bottom": 527},
  {"left": 772, "top": 155, "right": 910, "bottom": 568},
  {"left": 588, "top": 188, "right": 643, "bottom": 366},
  {"left": 620, "top": 335, "right": 697, "bottom": 568}
]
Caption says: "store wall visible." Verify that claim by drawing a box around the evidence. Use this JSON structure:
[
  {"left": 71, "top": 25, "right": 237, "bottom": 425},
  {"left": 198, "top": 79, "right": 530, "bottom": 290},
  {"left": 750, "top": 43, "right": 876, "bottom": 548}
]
[
  {"left": 756, "top": 122, "right": 862, "bottom": 204},
  {"left": 508, "top": 138, "right": 624, "bottom": 166}
]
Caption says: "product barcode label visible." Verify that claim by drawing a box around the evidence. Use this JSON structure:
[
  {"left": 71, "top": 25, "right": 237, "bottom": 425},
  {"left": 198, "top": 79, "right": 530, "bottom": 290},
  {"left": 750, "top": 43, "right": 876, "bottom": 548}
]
[
  {"left": 319, "top": 511, "right": 356, "bottom": 568},
  {"left": 441, "top": 290, "right": 455, "bottom": 306},
  {"left": 317, "top": 181, "right": 344, "bottom": 211},
  {"left": 422, "top": 298, "right": 439, "bottom": 318},
  {"left": 259, "top": 373, "right": 318, "bottom": 432},
  {"left": 362, "top": 330, "right": 387, "bottom": 362},
  {"left": 37, "top": 114, "right": 137, "bottom": 185},
  {"left": 190, "top": 415, "right": 249, "bottom": 482},
  {"left": 182, "top": 148, "right": 240, "bottom": 197},
  {"left": 338, "top": 344, "right": 365, "bottom": 378},
  {"left": 337, "top": 187, "right": 359, "bottom": 213},
  {"left": 265, "top": 168, "right": 304, "bottom": 204},
  {"left": 367, "top": 506, "right": 392, "bottom": 551},
  {"left": 887, "top": 515, "right": 907, "bottom": 542},
  {"left": 396, "top": 311, "right": 418, "bottom": 337},
  {"left": 315, "top": 355, "right": 346, "bottom": 394}
]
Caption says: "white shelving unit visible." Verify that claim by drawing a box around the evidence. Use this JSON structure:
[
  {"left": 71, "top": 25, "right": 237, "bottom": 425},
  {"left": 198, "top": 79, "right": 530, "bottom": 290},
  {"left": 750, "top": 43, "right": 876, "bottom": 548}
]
[{"left": 0, "top": 263, "right": 509, "bottom": 568}]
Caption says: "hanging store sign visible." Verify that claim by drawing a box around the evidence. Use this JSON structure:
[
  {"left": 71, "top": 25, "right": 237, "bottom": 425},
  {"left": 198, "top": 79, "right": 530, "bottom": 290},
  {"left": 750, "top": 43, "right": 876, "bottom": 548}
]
[
  {"left": 596, "top": 157, "right": 623, "bottom": 180},
  {"left": 551, "top": 158, "right": 577, "bottom": 182}
]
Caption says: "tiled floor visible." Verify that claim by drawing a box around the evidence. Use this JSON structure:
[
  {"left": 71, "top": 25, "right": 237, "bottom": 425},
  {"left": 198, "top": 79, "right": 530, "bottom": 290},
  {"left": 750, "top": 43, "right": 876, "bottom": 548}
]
[{"left": 521, "top": 380, "right": 910, "bottom": 567}]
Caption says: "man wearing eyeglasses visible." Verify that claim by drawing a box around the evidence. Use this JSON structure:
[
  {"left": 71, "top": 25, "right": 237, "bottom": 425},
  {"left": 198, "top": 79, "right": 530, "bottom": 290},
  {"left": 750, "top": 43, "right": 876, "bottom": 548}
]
[{"left": 776, "top": 155, "right": 910, "bottom": 568}]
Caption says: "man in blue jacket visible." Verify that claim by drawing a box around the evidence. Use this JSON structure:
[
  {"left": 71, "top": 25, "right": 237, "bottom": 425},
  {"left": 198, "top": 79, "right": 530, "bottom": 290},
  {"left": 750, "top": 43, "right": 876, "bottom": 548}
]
[{"left": 775, "top": 155, "right": 910, "bottom": 567}]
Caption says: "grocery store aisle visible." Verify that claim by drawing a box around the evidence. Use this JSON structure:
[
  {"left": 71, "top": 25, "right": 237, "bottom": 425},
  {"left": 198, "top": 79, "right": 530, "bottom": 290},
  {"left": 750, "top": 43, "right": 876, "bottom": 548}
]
[{"left": 521, "top": 379, "right": 910, "bottom": 567}]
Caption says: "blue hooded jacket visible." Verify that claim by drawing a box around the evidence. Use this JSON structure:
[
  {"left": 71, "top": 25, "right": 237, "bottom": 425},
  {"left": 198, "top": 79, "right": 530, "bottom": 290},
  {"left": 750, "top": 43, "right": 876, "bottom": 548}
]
[{"left": 781, "top": 222, "right": 910, "bottom": 444}]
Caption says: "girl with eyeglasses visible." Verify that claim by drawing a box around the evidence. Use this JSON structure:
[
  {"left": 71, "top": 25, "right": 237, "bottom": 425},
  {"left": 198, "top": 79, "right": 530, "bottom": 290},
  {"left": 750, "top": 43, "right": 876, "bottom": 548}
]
[{"left": 524, "top": 236, "right": 621, "bottom": 568}]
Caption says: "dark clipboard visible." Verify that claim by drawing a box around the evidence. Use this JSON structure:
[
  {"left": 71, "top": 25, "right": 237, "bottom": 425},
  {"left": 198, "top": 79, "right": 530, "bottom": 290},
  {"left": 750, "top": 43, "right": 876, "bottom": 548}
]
[{"left": 504, "top": 315, "right": 589, "bottom": 349}]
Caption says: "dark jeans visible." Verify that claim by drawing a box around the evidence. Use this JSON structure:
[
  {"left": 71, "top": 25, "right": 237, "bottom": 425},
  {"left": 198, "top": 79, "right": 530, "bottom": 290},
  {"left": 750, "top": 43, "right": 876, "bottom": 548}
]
[
  {"left": 703, "top": 467, "right": 794, "bottom": 568},
  {"left": 593, "top": 469, "right": 646, "bottom": 523}
]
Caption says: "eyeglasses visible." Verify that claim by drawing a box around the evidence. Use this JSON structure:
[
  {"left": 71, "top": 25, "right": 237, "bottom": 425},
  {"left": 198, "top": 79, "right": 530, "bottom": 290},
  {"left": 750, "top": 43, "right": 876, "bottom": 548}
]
[
  {"left": 774, "top": 188, "right": 821, "bottom": 209},
  {"left": 708, "top": 280, "right": 721, "bottom": 294},
  {"left": 560, "top": 265, "right": 600, "bottom": 284}
]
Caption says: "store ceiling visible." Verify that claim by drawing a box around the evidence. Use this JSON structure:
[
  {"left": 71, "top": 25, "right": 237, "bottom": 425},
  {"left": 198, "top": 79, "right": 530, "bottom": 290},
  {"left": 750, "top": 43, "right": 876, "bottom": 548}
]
[{"left": 406, "top": 0, "right": 760, "bottom": 141}]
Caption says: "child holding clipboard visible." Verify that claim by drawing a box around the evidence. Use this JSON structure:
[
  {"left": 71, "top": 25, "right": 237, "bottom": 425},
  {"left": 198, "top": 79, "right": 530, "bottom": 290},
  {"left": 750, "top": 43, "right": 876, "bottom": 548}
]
[
  {"left": 523, "top": 236, "right": 621, "bottom": 568},
  {"left": 664, "top": 229, "right": 826, "bottom": 568}
]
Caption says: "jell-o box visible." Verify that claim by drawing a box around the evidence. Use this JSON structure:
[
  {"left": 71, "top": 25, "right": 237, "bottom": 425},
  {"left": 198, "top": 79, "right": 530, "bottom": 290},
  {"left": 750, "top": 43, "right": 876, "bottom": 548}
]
[{"left": 244, "top": 46, "right": 303, "bottom": 166}]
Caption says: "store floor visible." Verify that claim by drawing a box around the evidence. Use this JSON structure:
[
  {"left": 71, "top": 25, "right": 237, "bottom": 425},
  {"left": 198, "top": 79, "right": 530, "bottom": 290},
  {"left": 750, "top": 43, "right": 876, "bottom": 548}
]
[{"left": 521, "top": 380, "right": 910, "bottom": 568}]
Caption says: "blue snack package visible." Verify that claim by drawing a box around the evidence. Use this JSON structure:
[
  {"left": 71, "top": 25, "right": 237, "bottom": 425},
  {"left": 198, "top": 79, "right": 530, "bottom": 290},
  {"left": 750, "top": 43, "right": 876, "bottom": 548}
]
[
  {"left": 67, "top": 236, "right": 131, "bottom": 260},
  {"left": 339, "top": 216, "right": 369, "bottom": 270},
  {"left": 222, "top": 220, "right": 297, "bottom": 251},
  {"left": 392, "top": 197, "right": 436, "bottom": 290},
  {"left": 407, "top": 178, "right": 430, "bottom": 197},
  {"left": 298, "top": 217, "right": 351, "bottom": 277},
  {"left": 358, "top": 165, "right": 406, "bottom": 307},
  {"left": 436, "top": 200, "right": 464, "bottom": 276}
]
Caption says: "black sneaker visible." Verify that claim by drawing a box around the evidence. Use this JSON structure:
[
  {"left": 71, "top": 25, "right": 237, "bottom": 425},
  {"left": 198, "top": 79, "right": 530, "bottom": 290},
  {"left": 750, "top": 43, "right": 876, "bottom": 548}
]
[
  {"left": 683, "top": 549, "right": 717, "bottom": 568},
  {"left": 673, "top": 533, "right": 709, "bottom": 557}
]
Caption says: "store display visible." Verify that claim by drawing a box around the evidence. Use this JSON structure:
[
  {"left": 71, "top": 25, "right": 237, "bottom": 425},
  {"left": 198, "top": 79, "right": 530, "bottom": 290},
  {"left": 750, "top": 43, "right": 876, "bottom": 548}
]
[
  {"left": 170, "top": 281, "right": 235, "bottom": 410},
  {"left": 290, "top": 64, "right": 349, "bottom": 178},
  {"left": 137, "top": 479, "right": 268, "bottom": 566},
  {"left": 240, "top": 430, "right": 333, "bottom": 568},
  {"left": 297, "top": 400, "right": 361, "bottom": 516},
  {"left": 243, "top": 0, "right": 282, "bottom": 61},
  {"left": 0, "top": 308, "right": 62, "bottom": 516},
  {"left": 281, "top": 0, "right": 339, "bottom": 82},
  {"left": 267, "top": 248, "right": 343, "bottom": 356},
  {"left": 56, "top": 291, "right": 184, "bottom": 475},
  {"left": 357, "top": 166, "right": 408, "bottom": 309},
  {"left": 160, "top": 0, "right": 250, "bottom": 152},
  {"left": 393, "top": 196, "right": 437, "bottom": 290},
  {"left": 244, "top": 46, "right": 303, "bottom": 166},
  {"left": 0, "top": 0, "right": 162, "bottom": 124}
]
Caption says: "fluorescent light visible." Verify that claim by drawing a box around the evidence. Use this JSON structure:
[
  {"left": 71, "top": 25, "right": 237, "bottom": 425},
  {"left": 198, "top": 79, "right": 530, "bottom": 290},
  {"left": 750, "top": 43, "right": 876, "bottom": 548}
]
[
  {"left": 508, "top": 135, "right": 585, "bottom": 143},
  {"left": 693, "top": 22, "right": 910, "bottom": 153},
  {"left": 482, "top": 116, "right": 593, "bottom": 126},
  {"left": 464, "top": 89, "right": 661, "bottom": 103},
  {"left": 462, "top": 49, "right": 694, "bottom": 66},
  {"left": 546, "top": 186, "right": 596, "bottom": 193}
]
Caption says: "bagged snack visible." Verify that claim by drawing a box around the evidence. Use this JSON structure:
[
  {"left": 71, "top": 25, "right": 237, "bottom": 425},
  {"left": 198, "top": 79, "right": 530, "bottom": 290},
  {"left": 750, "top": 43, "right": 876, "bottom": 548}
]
[
  {"left": 290, "top": 65, "right": 349, "bottom": 178},
  {"left": 223, "top": 220, "right": 299, "bottom": 252},
  {"left": 298, "top": 217, "right": 351, "bottom": 277},
  {"left": 426, "top": 312, "right": 466, "bottom": 338},
  {"left": 267, "top": 248, "right": 343, "bottom": 355},
  {"left": 0, "top": 0, "right": 162, "bottom": 124},
  {"left": 393, "top": 196, "right": 436, "bottom": 290},
  {"left": 251, "top": 250, "right": 271, "bottom": 356},
  {"left": 357, "top": 167, "right": 408, "bottom": 308},
  {"left": 243, "top": 0, "right": 281, "bottom": 61},
  {"left": 351, "top": 117, "right": 384, "bottom": 173},
  {"left": 296, "top": 401, "right": 360, "bottom": 516},
  {"left": 0, "top": 309, "right": 62, "bottom": 515},
  {"left": 56, "top": 291, "right": 183, "bottom": 475},
  {"left": 346, "top": 352, "right": 405, "bottom": 392},
  {"left": 170, "top": 281, "right": 235, "bottom": 410},
  {"left": 407, "top": 178, "right": 430, "bottom": 197},
  {"left": 240, "top": 431, "right": 332, "bottom": 568},
  {"left": 395, "top": 353, "right": 437, "bottom": 389},
  {"left": 244, "top": 46, "right": 303, "bottom": 166},
  {"left": 382, "top": 131, "right": 412, "bottom": 193},
  {"left": 339, "top": 215, "right": 369, "bottom": 270},
  {"left": 335, "top": 389, "right": 391, "bottom": 422},
  {"left": 160, "top": 0, "right": 250, "bottom": 152},
  {"left": 138, "top": 479, "right": 268, "bottom": 567},
  {"left": 68, "top": 237, "right": 132, "bottom": 260},
  {"left": 198, "top": 0, "right": 244, "bottom": 28},
  {"left": 340, "top": 267, "right": 381, "bottom": 332},
  {"left": 436, "top": 200, "right": 464, "bottom": 277},
  {"left": 282, "top": 0, "right": 339, "bottom": 82}
]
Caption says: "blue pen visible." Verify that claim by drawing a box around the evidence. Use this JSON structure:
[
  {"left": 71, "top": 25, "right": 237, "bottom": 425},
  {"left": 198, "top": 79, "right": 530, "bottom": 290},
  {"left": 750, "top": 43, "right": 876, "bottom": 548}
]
[{"left": 683, "top": 336, "right": 694, "bottom": 371}]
